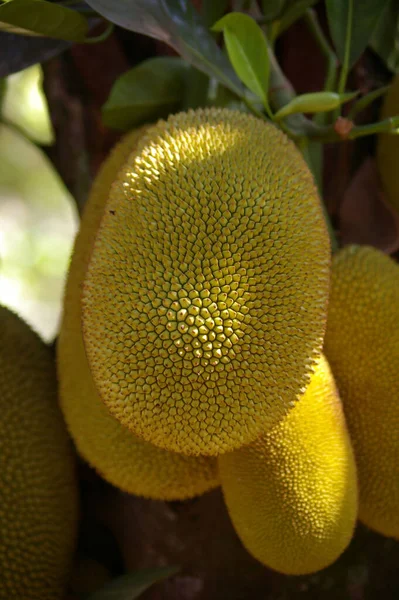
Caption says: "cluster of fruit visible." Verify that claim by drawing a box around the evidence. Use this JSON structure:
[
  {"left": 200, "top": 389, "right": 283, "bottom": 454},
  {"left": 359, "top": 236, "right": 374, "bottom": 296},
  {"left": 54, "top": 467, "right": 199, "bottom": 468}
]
[
  {"left": 59, "top": 109, "right": 399, "bottom": 574},
  {"left": 1, "top": 108, "right": 398, "bottom": 598}
]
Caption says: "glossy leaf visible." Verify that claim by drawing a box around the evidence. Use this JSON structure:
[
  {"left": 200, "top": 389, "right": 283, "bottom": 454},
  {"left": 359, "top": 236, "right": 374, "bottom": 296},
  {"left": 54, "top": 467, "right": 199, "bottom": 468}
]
[
  {"left": 274, "top": 90, "right": 358, "bottom": 120},
  {"left": 102, "top": 57, "right": 188, "bottom": 130},
  {"left": 326, "top": 0, "right": 390, "bottom": 68},
  {"left": 370, "top": 0, "right": 399, "bottom": 73},
  {"left": 0, "top": 0, "right": 89, "bottom": 41},
  {"left": 0, "top": 33, "right": 70, "bottom": 77},
  {"left": 0, "top": 4, "right": 97, "bottom": 77},
  {"left": 212, "top": 12, "right": 269, "bottom": 107},
  {"left": 84, "top": 0, "right": 244, "bottom": 97},
  {"left": 261, "top": 0, "right": 286, "bottom": 21},
  {"left": 87, "top": 566, "right": 179, "bottom": 600}
]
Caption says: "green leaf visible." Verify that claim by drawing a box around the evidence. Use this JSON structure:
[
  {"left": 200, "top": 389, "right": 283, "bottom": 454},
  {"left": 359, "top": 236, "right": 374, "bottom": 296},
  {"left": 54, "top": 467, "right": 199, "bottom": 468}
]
[
  {"left": 102, "top": 57, "right": 188, "bottom": 130},
  {"left": 349, "top": 85, "right": 391, "bottom": 119},
  {"left": 2, "top": 64, "right": 54, "bottom": 144},
  {"left": 274, "top": 90, "right": 358, "bottom": 120},
  {"left": 370, "top": 0, "right": 399, "bottom": 73},
  {"left": 0, "top": 0, "right": 89, "bottom": 41},
  {"left": 212, "top": 12, "right": 270, "bottom": 108},
  {"left": 86, "top": 566, "right": 180, "bottom": 600},
  {"left": 326, "top": 0, "right": 390, "bottom": 68},
  {"left": 84, "top": 0, "right": 244, "bottom": 97},
  {"left": 0, "top": 33, "right": 70, "bottom": 77},
  {"left": 201, "top": 0, "right": 229, "bottom": 29}
]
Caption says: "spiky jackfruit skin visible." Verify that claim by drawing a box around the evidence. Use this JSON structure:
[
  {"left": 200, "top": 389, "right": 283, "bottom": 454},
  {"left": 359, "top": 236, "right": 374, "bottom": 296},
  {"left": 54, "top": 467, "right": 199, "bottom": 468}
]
[
  {"left": 82, "top": 108, "right": 330, "bottom": 456},
  {"left": 0, "top": 306, "right": 78, "bottom": 599},
  {"left": 377, "top": 75, "right": 399, "bottom": 211},
  {"left": 324, "top": 245, "right": 399, "bottom": 539},
  {"left": 218, "top": 354, "right": 358, "bottom": 576},
  {"left": 57, "top": 128, "right": 219, "bottom": 500}
]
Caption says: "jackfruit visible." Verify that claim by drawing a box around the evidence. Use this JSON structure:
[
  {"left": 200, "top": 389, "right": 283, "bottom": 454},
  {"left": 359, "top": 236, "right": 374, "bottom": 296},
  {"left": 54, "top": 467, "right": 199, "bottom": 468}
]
[
  {"left": 58, "top": 128, "right": 219, "bottom": 500},
  {"left": 324, "top": 244, "right": 399, "bottom": 539},
  {"left": 81, "top": 107, "right": 330, "bottom": 456},
  {"left": 377, "top": 75, "right": 399, "bottom": 211},
  {"left": 218, "top": 354, "right": 358, "bottom": 576},
  {"left": 0, "top": 306, "right": 78, "bottom": 599}
]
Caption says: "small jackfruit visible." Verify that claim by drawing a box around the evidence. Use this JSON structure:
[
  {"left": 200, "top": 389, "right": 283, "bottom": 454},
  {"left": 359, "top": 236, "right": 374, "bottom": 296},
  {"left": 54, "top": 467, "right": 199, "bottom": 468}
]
[
  {"left": 377, "top": 75, "right": 399, "bottom": 211},
  {"left": 58, "top": 128, "right": 219, "bottom": 501},
  {"left": 324, "top": 244, "right": 399, "bottom": 539},
  {"left": 0, "top": 306, "right": 78, "bottom": 600},
  {"left": 218, "top": 354, "right": 358, "bottom": 576},
  {"left": 81, "top": 107, "right": 330, "bottom": 456}
]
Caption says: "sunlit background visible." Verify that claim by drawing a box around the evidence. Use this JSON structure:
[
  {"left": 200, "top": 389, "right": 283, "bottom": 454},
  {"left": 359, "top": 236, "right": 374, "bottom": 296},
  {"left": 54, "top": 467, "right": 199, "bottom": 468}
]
[{"left": 0, "top": 65, "right": 79, "bottom": 342}]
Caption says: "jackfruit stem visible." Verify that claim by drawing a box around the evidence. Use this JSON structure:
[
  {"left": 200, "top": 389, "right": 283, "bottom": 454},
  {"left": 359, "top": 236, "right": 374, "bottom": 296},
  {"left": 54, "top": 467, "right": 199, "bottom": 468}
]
[
  {"left": 305, "top": 9, "right": 338, "bottom": 102},
  {"left": 336, "top": 1, "right": 353, "bottom": 99}
]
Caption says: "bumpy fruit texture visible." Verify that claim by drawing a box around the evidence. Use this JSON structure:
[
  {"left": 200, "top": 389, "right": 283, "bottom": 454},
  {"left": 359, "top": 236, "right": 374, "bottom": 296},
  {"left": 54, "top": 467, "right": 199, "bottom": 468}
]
[
  {"left": 219, "top": 354, "right": 358, "bottom": 576},
  {"left": 58, "top": 128, "right": 219, "bottom": 501},
  {"left": 82, "top": 108, "right": 330, "bottom": 456},
  {"left": 0, "top": 306, "right": 78, "bottom": 600},
  {"left": 377, "top": 75, "right": 399, "bottom": 211},
  {"left": 325, "top": 245, "right": 399, "bottom": 539}
]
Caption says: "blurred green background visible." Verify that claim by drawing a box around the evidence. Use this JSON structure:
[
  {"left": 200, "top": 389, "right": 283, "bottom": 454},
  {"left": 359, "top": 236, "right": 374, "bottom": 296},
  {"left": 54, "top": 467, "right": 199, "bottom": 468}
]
[{"left": 0, "top": 65, "right": 78, "bottom": 342}]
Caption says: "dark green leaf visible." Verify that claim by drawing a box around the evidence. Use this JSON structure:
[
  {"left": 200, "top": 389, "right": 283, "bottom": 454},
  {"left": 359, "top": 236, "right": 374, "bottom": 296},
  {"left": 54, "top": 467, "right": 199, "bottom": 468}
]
[
  {"left": 306, "top": 141, "right": 323, "bottom": 190},
  {"left": 0, "top": 5, "right": 98, "bottom": 77},
  {"left": 182, "top": 67, "right": 209, "bottom": 109},
  {"left": 261, "top": 0, "right": 286, "bottom": 21},
  {"left": 370, "top": 0, "right": 399, "bottom": 73},
  {"left": 349, "top": 85, "right": 391, "bottom": 118},
  {"left": 201, "top": 0, "right": 229, "bottom": 29},
  {"left": 102, "top": 57, "right": 188, "bottom": 130},
  {"left": 84, "top": 0, "right": 244, "bottom": 97},
  {"left": 0, "top": 0, "right": 89, "bottom": 41},
  {"left": 86, "top": 566, "right": 179, "bottom": 600},
  {"left": 276, "top": 0, "right": 318, "bottom": 36},
  {"left": 326, "top": 0, "right": 390, "bottom": 68},
  {"left": 0, "top": 34, "right": 68, "bottom": 77},
  {"left": 212, "top": 12, "right": 269, "bottom": 107}
]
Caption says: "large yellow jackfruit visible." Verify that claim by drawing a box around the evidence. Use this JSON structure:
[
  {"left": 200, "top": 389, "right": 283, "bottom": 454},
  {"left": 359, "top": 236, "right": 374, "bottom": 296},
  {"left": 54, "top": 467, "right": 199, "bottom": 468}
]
[
  {"left": 58, "top": 128, "right": 219, "bottom": 500},
  {"left": 377, "top": 75, "right": 399, "bottom": 211},
  {"left": 81, "top": 108, "right": 330, "bottom": 456},
  {"left": 0, "top": 306, "right": 78, "bottom": 599},
  {"left": 218, "top": 354, "right": 358, "bottom": 576},
  {"left": 324, "top": 244, "right": 399, "bottom": 539}
]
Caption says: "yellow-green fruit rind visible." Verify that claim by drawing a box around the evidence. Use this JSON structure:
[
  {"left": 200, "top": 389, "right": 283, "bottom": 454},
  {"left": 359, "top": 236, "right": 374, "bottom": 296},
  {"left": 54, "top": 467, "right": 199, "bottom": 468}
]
[
  {"left": 57, "top": 128, "right": 219, "bottom": 500},
  {"left": 325, "top": 244, "right": 399, "bottom": 538},
  {"left": 219, "top": 355, "right": 357, "bottom": 576},
  {"left": 0, "top": 306, "right": 78, "bottom": 599},
  {"left": 82, "top": 108, "right": 330, "bottom": 456},
  {"left": 377, "top": 75, "right": 399, "bottom": 211}
]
